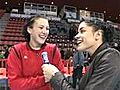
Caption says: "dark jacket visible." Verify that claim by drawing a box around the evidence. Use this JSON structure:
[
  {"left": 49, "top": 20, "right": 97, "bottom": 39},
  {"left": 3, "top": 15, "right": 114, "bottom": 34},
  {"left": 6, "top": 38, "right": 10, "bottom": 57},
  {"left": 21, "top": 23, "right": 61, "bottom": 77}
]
[{"left": 50, "top": 43, "right": 120, "bottom": 90}]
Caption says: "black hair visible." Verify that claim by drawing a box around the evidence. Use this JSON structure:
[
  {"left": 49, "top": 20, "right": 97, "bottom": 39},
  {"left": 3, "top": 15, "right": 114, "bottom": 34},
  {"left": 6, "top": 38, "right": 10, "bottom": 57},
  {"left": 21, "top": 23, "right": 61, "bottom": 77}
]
[
  {"left": 82, "top": 19, "right": 114, "bottom": 43},
  {"left": 22, "top": 15, "right": 48, "bottom": 42}
]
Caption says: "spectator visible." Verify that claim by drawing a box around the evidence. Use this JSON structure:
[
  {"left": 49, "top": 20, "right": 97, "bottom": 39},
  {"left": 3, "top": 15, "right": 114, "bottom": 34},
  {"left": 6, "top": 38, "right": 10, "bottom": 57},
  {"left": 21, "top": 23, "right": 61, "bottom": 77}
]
[{"left": 72, "top": 51, "right": 85, "bottom": 88}]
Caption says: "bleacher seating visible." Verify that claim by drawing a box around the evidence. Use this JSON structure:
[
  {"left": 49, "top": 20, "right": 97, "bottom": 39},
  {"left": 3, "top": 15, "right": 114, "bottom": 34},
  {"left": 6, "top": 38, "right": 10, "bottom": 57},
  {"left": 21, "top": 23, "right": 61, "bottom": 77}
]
[{"left": 0, "top": 17, "right": 26, "bottom": 47}]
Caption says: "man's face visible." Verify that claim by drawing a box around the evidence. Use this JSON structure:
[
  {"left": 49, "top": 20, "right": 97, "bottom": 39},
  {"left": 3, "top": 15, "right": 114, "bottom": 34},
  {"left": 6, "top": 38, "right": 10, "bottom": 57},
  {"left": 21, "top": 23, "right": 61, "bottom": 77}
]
[
  {"left": 28, "top": 18, "right": 49, "bottom": 45},
  {"left": 75, "top": 22, "right": 98, "bottom": 53}
]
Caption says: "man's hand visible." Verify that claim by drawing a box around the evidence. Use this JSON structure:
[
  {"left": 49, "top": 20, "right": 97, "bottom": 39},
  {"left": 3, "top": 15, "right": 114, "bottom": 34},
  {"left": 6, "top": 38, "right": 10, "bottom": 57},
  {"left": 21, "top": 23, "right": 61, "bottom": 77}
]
[{"left": 42, "top": 64, "right": 59, "bottom": 83}]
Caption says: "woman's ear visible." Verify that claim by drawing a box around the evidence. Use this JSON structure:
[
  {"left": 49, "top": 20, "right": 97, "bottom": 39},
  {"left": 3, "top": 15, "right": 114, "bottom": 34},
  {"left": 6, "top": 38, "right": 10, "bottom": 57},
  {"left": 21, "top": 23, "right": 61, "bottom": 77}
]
[
  {"left": 95, "top": 30, "right": 103, "bottom": 40},
  {"left": 27, "top": 27, "right": 31, "bottom": 34}
]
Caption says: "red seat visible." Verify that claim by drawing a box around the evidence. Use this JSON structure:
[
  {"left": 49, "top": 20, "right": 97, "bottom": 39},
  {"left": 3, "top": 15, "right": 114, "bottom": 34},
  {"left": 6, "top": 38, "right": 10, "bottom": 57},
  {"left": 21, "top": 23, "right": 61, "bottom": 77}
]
[
  {"left": 0, "top": 68, "right": 7, "bottom": 79},
  {"left": 0, "top": 59, "right": 7, "bottom": 79}
]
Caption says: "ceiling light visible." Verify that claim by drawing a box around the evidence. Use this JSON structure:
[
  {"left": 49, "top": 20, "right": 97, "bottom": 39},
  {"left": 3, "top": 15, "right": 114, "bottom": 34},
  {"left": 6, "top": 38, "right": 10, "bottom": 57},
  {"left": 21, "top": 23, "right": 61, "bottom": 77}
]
[
  {"left": 5, "top": 2, "right": 8, "bottom": 5},
  {"left": 104, "top": 11, "right": 106, "bottom": 13},
  {"left": 116, "top": 17, "right": 118, "bottom": 19},
  {"left": 51, "top": 1, "right": 54, "bottom": 5},
  {"left": 85, "top": 7, "right": 88, "bottom": 10},
  {"left": 18, "top": 3, "right": 21, "bottom": 5}
]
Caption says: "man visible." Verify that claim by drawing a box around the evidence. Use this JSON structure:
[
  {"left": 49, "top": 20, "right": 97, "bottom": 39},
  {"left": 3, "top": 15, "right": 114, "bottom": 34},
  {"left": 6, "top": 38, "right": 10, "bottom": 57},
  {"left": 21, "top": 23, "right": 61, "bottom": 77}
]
[
  {"left": 42, "top": 19, "right": 120, "bottom": 90},
  {"left": 72, "top": 50, "right": 84, "bottom": 88},
  {"left": 7, "top": 15, "right": 64, "bottom": 90}
]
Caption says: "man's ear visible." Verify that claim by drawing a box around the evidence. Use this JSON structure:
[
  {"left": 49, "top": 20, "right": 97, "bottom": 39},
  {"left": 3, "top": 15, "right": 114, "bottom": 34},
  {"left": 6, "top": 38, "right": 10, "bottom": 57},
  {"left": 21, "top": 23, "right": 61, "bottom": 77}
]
[{"left": 27, "top": 27, "right": 31, "bottom": 34}]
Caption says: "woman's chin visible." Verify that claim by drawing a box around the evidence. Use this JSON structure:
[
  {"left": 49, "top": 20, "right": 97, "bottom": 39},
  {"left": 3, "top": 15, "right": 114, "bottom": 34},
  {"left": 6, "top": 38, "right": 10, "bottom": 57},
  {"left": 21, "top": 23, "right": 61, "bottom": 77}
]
[{"left": 76, "top": 45, "right": 85, "bottom": 51}]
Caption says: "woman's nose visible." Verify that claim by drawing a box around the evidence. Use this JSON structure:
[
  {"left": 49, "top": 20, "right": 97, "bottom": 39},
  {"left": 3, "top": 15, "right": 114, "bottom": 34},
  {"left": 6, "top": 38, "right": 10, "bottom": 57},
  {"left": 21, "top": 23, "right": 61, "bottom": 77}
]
[
  {"left": 41, "top": 28, "right": 47, "bottom": 33},
  {"left": 74, "top": 33, "right": 79, "bottom": 40}
]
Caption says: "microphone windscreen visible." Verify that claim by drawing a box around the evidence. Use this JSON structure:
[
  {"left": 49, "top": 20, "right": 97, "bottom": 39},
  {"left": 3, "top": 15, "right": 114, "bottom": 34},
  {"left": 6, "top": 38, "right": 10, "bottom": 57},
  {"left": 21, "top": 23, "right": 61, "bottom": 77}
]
[{"left": 42, "top": 52, "right": 49, "bottom": 64}]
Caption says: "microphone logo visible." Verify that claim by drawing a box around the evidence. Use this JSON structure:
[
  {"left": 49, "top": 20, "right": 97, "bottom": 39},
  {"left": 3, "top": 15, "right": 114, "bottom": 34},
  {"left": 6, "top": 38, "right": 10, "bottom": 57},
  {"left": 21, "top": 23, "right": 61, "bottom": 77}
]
[{"left": 42, "top": 52, "right": 49, "bottom": 64}]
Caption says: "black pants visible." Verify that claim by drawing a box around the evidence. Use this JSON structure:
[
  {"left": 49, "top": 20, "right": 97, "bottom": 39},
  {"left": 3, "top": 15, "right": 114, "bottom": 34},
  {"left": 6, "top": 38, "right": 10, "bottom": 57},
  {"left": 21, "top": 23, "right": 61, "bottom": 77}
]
[{"left": 72, "top": 66, "right": 83, "bottom": 88}]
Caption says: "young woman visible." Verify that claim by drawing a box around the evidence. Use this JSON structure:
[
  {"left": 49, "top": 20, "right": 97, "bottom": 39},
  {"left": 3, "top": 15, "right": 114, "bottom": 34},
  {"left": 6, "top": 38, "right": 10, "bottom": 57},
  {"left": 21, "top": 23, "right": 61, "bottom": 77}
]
[
  {"left": 7, "top": 15, "right": 64, "bottom": 90},
  {"left": 42, "top": 19, "right": 120, "bottom": 90}
]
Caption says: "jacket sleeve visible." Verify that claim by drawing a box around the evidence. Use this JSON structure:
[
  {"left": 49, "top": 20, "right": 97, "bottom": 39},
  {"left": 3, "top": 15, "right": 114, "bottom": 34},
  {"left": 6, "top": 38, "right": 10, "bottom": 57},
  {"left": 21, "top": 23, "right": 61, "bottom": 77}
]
[
  {"left": 7, "top": 47, "right": 50, "bottom": 90},
  {"left": 50, "top": 72, "right": 76, "bottom": 90},
  {"left": 84, "top": 49, "right": 120, "bottom": 90}
]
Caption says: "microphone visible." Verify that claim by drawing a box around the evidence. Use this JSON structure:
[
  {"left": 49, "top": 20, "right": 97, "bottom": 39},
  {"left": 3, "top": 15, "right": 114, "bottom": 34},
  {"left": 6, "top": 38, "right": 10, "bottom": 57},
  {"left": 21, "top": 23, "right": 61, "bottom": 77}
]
[{"left": 42, "top": 52, "right": 49, "bottom": 64}]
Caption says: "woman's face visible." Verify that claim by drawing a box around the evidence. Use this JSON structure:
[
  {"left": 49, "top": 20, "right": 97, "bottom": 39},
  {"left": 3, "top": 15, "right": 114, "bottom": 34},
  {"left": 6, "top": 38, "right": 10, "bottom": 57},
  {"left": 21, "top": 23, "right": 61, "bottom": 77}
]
[
  {"left": 75, "top": 21, "right": 100, "bottom": 54},
  {"left": 28, "top": 18, "right": 49, "bottom": 46}
]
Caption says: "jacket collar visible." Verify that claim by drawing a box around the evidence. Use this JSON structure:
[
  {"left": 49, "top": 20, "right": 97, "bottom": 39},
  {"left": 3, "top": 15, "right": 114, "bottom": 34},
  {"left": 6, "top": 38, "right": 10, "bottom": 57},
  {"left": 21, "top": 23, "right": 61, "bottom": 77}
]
[
  {"left": 88, "top": 42, "right": 110, "bottom": 63},
  {"left": 26, "top": 42, "right": 47, "bottom": 51}
]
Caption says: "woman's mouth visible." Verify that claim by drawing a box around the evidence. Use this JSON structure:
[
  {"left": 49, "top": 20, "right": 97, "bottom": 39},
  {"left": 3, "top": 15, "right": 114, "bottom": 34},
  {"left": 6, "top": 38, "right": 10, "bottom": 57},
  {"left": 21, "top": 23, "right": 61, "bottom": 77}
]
[
  {"left": 77, "top": 41, "right": 82, "bottom": 45},
  {"left": 39, "top": 35, "right": 47, "bottom": 39},
  {"left": 74, "top": 40, "right": 82, "bottom": 46}
]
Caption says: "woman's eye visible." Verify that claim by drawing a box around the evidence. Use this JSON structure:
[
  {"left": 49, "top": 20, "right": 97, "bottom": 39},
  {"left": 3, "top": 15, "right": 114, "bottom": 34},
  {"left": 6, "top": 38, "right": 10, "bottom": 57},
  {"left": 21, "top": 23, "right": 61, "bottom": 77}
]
[
  {"left": 46, "top": 27, "right": 49, "bottom": 30},
  {"left": 80, "top": 29, "right": 86, "bottom": 33},
  {"left": 39, "top": 27, "right": 44, "bottom": 29}
]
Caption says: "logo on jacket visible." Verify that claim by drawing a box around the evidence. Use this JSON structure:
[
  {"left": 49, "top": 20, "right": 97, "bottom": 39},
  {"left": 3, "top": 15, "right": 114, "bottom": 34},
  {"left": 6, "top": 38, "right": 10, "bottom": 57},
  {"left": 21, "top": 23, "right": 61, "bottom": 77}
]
[{"left": 24, "top": 55, "right": 28, "bottom": 59}]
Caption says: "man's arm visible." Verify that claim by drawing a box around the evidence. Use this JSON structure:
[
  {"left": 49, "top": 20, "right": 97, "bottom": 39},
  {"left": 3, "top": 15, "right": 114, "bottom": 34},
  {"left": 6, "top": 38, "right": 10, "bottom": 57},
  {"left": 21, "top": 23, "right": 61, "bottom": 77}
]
[{"left": 42, "top": 64, "right": 76, "bottom": 90}]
